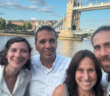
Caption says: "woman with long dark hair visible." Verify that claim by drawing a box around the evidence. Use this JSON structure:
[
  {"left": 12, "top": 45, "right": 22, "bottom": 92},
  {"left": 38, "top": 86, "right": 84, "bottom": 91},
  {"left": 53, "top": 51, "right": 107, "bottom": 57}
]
[
  {"left": 52, "top": 50, "right": 106, "bottom": 96},
  {"left": 0, "top": 36, "right": 32, "bottom": 96}
]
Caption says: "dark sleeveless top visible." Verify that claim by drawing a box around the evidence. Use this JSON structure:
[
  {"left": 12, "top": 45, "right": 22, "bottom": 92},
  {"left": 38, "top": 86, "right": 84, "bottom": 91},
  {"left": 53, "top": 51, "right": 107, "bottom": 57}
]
[{"left": 65, "top": 84, "right": 68, "bottom": 96}]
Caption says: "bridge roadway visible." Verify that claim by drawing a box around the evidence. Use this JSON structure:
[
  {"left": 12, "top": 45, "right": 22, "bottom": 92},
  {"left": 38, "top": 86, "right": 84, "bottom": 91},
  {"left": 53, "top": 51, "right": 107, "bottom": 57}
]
[
  {"left": 55, "top": 30, "right": 94, "bottom": 35},
  {"left": 73, "top": 2, "right": 110, "bottom": 11}
]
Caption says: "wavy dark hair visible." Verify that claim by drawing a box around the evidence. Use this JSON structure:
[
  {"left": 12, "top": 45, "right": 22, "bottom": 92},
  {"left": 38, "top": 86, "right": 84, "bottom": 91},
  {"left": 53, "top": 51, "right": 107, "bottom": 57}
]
[
  {"left": 64, "top": 50, "right": 103, "bottom": 96},
  {"left": 0, "top": 36, "right": 32, "bottom": 70}
]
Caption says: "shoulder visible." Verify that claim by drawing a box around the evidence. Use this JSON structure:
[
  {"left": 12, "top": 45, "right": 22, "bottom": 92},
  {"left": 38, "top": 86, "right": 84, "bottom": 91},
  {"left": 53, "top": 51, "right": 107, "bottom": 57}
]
[
  {"left": 56, "top": 54, "right": 71, "bottom": 62},
  {"left": 104, "top": 89, "right": 107, "bottom": 96},
  {"left": 31, "top": 55, "right": 40, "bottom": 65},
  {"left": 21, "top": 69, "right": 31, "bottom": 80},
  {"left": 52, "top": 84, "right": 66, "bottom": 96},
  {"left": 106, "top": 82, "right": 110, "bottom": 96},
  {"left": 101, "top": 73, "right": 108, "bottom": 89},
  {"left": 31, "top": 55, "right": 39, "bottom": 60}
]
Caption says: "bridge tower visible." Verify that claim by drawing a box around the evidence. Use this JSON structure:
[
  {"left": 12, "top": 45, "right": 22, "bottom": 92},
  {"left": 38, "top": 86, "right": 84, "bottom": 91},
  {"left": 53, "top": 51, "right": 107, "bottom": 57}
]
[
  {"left": 66, "top": 0, "right": 81, "bottom": 30},
  {"left": 59, "top": 0, "right": 81, "bottom": 38}
]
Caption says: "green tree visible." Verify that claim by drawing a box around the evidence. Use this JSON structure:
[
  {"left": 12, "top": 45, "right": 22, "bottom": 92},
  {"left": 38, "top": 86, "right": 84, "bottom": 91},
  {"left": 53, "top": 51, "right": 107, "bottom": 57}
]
[
  {"left": 7, "top": 20, "right": 12, "bottom": 29},
  {"left": 23, "top": 22, "right": 32, "bottom": 30},
  {"left": 0, "top": 18, "right": 6, "bottom": 29}
]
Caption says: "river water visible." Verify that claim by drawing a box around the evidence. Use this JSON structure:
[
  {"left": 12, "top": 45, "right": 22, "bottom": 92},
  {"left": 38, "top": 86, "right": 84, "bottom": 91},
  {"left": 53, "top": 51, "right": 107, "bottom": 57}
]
[
  {"left": 0, "top": 35, "right": 93, "bottom": 57},
  {"left": 0, "top": 35, "right": 106, "bottom": 74}
]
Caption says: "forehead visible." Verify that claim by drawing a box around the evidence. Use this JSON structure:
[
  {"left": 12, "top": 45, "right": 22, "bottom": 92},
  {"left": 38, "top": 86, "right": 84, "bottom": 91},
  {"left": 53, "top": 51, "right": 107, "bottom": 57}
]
[
  {"left": 93, "top": 31, "right": 110, "bottom": 46},
  {"left": 78, "top": 57, "right": 95, "bottom": 68},
  {"left": 37, "top": 29, "right": 56, "bottom": 40},
  {"left": 10, "top": 42, "right": 28, "bottom": 49}
]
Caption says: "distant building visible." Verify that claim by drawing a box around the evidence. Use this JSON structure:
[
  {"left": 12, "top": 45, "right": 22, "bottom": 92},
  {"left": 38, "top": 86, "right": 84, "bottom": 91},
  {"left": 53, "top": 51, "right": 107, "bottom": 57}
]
[{"left": 6, "top": 20, "right": 57, "bottom": 31}]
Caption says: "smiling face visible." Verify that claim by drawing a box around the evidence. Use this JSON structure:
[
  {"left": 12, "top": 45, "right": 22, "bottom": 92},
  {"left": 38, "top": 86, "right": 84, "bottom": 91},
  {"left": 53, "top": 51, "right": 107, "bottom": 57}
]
[
  {"left": 35, "top": 29, "right": 57, "bottom": 62},
  {"left": 75, "top": 57, "right": 97, "bottom": 92},
  {"left": 93, "top": 31, "right": 110, "bottom": 73},
  {"left": 6, "top": 42, "right": 30, "bottom": 70}
]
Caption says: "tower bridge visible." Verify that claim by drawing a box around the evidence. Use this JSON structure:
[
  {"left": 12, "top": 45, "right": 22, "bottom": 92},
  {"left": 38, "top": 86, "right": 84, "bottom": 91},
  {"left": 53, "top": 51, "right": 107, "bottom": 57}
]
[
  {"left": 52, "top": 0, "right": 110, "bottom": 40},
  {"left": 73, "top": 2, "right": 110, "bottom": 12}
]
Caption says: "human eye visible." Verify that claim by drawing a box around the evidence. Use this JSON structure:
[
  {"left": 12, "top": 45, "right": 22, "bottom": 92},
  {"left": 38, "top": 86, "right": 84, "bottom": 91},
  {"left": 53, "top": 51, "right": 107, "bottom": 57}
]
[
  {"left": 39, "top": 40, "right": 45, "bottom": 44},
  {"left": 106, "top": 43, "right": 110, "bottom": 48},
  {"left": 77, "top": 68, "right": 83, "bottom": 72},
  {"left": 88, "top": 69, "right": 95, "bottom": 73},
  {"left": 10, "top": 48, "right": 16, "bottom": 52},
  {"left": 94, "top": 45, "right": 100, "bottom": 50},
  {"left": 50, "top": 39, "right": 56, "bottom": 43},
  {"left": 21, "top": 49, "right": 28, "bottom": 53}
]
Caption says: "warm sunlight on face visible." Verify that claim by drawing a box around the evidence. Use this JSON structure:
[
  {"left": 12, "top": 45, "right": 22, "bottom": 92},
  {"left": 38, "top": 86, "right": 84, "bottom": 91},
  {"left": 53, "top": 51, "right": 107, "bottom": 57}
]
[
  {"left": 75, "top": 57, "right": 97, "bottom": 93},
  {"left": 6, "top": 42, "right": 30, "bottom": 70}
]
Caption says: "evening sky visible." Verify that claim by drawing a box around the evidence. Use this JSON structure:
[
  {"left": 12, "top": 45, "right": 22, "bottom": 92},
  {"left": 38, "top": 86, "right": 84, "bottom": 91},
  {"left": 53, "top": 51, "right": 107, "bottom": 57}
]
[{"left": 0, "top": 0, "right": 110, "bottom": 30}]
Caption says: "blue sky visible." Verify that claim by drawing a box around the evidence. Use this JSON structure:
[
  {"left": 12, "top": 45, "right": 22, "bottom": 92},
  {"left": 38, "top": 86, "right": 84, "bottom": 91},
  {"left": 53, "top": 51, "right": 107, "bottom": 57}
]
[{"left": 0, "top": 0, "right": 110, "bottom": 30}]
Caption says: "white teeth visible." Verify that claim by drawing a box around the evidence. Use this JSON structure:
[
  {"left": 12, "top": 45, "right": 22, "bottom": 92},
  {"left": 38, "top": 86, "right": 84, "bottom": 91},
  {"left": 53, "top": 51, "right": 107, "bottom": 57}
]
[
  {"left": 13, "top": 59, "right": 22, "bottom": 62},
  {"left": 103, "top": 60, "right": 110, "bottom": 62},
  {"left": 45, "top": 51, "right": 52, "bottom": 53},
  {"left": 82, "top": 81, "right": 90, "bottom": 85}
]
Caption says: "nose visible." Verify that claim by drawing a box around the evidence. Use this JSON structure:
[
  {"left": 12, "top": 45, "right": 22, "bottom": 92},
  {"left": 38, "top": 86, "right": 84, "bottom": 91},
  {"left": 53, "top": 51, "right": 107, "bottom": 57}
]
[
  {"left": 100, "top": 47, "right": 108, "bottom": 57},
  {"left": 45, "top": 42, "right": 51, "bottom": 48},
  {"left": 83, "top": 71, "right": 89, "bottom": 81},
  {"left": 15, "top": 51, "right": 22, "bottom": 57}
]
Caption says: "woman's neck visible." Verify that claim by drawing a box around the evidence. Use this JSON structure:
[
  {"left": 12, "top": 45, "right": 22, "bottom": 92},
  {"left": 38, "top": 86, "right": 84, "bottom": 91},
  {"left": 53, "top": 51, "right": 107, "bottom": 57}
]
[{"left": 4, "top": 65, "right": 20, "bottom": 78}]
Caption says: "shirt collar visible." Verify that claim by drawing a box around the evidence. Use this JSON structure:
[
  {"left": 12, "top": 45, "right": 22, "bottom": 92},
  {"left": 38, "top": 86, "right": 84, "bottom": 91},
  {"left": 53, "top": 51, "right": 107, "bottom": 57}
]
[{"left": 38, "top": 54, "right": 57, "bottom": 69}]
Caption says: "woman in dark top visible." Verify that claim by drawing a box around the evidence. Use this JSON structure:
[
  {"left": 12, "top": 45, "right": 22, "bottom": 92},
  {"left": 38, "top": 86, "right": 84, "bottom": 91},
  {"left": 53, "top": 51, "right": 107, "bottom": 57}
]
[{"left": 52, "top": 50, "right": 106, "bottom": 96}]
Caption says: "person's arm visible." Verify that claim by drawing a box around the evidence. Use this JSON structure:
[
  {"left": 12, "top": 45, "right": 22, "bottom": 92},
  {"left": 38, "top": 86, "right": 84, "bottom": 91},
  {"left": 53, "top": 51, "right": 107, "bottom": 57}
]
[
  {"left": 104, "top": 89, "right": 107, "bottom": 96},
  {"left": 52, "top": 84, "right": 66, "bottom": 96}
]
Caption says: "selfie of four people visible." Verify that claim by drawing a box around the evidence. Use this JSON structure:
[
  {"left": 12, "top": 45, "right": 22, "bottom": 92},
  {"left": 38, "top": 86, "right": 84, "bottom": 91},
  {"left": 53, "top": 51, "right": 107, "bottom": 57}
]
[{"left": 0, "top": 26, "right": 110, "bottom": 96}]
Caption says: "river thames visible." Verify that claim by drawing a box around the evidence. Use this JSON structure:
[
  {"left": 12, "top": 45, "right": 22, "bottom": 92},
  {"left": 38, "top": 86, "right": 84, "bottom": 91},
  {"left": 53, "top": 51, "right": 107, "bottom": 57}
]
[
  {"left": 0, "top": 35, "right": 106, "bottom": 74},
  {"left": 0, "top": 35, "right": 93, "bottom": 57}
]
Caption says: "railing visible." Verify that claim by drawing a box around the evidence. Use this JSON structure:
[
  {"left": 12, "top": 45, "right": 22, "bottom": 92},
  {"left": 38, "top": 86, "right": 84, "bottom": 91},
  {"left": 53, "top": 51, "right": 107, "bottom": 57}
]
[{"left": 73, "top": 2, "right": 110, "bottom": 8}]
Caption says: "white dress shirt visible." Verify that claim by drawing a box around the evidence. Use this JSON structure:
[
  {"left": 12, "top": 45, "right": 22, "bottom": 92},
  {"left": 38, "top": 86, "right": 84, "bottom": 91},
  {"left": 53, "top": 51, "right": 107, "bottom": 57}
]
[
  {"left": 27, "top": 54, "right": 71, "bottom": 96},
  {"left": 107, "top": 83, "right": 110, "bottom": 96},
  {"left": 101, "top": 72, "right": 108, "bottom": 90},
  {"left": 0, "top": 65, "right": 31, "bottom": 96}
]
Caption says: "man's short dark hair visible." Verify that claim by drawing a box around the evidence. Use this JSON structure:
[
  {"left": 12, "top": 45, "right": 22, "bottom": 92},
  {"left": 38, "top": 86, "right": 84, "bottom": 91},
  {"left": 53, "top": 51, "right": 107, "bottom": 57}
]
[
  {"left": 35, "top": 25, "right": 58, "bottom": 41},
  {"left": 91, "top": 26, "right": 110, "bottom": 45}
]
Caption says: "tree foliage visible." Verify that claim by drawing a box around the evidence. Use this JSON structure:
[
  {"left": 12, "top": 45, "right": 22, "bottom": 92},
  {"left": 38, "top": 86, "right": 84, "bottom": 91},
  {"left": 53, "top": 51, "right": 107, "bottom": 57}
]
[
  {"left": 23, "top": 22, "right": 32, "bottom": 30},
  {"left": 7, "top": 20, "right": 12, "bottom": 29},
  {"left": 0, "top": 18, "right": 6, "bottom": 29}
]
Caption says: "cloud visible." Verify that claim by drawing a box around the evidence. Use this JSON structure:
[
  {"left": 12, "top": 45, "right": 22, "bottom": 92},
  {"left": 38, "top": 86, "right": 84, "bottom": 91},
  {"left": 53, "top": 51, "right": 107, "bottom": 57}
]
[
  {"left": 27, "top": 0, "right": 46, "bottom": 6},
  {"left": 0, "top": 11, "right": 5, "bottom": 15},
  {"left": 31, "top": 17, "right": 37, "bottom": 20},
  {"left": 39, "top": 6, "right": 54, "bottom": 13},
  {"left": 47, "top": 13, "right": 62, "bottom": 17},
  {"left": 0, "top": 0, "right": 54, "bottom": 13}
]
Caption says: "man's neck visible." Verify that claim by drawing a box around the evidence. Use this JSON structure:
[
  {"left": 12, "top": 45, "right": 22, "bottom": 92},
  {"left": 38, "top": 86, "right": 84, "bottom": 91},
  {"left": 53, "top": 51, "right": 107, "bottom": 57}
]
[{"left": 40, "top": 57, "right": 56, "bottom": 69}]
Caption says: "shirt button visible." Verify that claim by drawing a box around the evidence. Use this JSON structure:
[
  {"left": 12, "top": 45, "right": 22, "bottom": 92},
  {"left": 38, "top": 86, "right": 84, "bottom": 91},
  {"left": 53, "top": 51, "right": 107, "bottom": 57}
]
[
  {"left": 47, "top": 85, "right": 49, "bottom": 87},
  {"left": 47, "top": 73, "right": 49, "bottom": 75}
]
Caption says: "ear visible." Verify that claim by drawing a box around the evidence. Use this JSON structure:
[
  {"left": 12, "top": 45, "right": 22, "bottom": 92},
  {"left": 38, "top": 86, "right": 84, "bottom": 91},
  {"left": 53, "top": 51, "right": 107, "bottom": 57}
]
[{"left": 34, "top": 42, "right": 38, "bottom": 51}]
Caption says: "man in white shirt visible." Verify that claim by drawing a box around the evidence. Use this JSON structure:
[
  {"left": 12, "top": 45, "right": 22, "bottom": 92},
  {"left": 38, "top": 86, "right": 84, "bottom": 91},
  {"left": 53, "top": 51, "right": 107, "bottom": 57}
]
[
  {"left": 91, "top": 26, "right": 110, "bottom": 96},
  {"left": 26, "top": 26, "right": 71, "bottom": 96}
]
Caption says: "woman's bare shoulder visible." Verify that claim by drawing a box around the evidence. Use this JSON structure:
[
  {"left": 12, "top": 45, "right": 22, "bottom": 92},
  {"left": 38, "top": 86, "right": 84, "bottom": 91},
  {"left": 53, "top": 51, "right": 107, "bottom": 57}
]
[
  {"left": 52, "top": 84, "right": 66, "bottom": 96},
  {"left": 104, "top": 89, "right": 107, "bottom": 96}
]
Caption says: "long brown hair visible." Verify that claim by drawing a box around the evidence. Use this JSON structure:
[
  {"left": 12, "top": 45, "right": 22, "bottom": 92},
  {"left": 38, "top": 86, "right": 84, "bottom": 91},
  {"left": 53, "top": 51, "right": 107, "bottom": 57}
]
[{"left": 64, "top": 50, "right": 103, "bottom": 96}]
